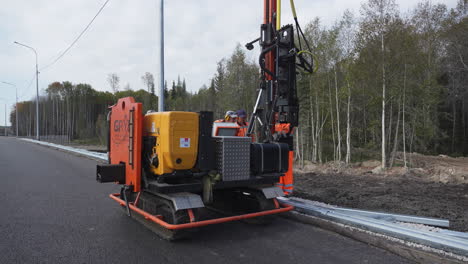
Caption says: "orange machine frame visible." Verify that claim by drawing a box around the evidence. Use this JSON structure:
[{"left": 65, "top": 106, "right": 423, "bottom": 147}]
[
  {"left": 109, "top": 97, "right": 143, "bottom": 192},
  {"left": 110, "top": 193, "right": 293, "bottom": 230}
]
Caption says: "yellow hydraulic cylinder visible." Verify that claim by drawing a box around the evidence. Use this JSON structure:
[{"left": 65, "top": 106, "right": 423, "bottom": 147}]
[{"left": 277, "top": 0, "right": 281, "bottom": 30}]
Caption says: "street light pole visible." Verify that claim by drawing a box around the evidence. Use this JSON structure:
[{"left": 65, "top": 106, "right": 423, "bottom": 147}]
[
  {"left": 0, "top": 98, "right": 7, "bottom": 136},
  {"left": 14, "top": 41, "right": 39, "bottom": 140},
  {"left": 1, "top": 81, "right": 18, "bottom": 137},
  {"left": 158, "top": 0, "right": 165, "bottom": 112},
  {"left": 15, "top": 86, "right": 18, "bottom": 137}
]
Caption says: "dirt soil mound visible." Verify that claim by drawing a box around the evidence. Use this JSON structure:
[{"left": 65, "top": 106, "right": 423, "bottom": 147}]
[{"left": 294, "top": 165, "right": 468, "bottom": 232}]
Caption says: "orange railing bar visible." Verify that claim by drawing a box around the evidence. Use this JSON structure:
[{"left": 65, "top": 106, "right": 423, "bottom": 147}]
[{"left": 109, "top": 193, "right": 293, "bottom": 230}]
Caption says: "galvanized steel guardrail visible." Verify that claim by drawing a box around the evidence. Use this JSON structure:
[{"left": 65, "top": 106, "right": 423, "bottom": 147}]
[
  {"left": 20, "top": 138, "right": 107, "bottom": 161},
  {"left": 325, "top": 205, "right": 449, "bottom": 227},
  {"left": 278, "top": 197, "right": 468, "bottom": 258}
]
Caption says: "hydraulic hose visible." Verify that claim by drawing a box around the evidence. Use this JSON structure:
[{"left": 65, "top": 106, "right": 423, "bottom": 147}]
[
  {"left": 259, "top": 44, "right": 277, "bottom": 80},
  {"left": 297, "top": 50, "right": 319, "bottom": 74},
  {"left": 289, "top": 0, "right": 297, "bottom": 19}
]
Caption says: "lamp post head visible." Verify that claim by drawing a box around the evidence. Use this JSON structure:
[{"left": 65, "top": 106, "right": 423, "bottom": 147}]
[{"left": 1, "top": 81, "right": 15, "bottom": 87}]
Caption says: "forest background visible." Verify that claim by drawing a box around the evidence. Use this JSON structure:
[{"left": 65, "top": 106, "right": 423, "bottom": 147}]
[{"left": 7, "top": 0, "right": 468, "bottom": 168}]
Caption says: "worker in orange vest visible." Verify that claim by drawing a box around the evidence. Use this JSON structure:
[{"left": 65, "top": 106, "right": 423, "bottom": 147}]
[
  {"left": 235, "top": 109, "right": 257, "bottom": 142},
  {"left": 235, "top": 110, "right": 248, "bottom": 136},
  {"left": 274, "top": 123, "right": 292, "bottom": 139},
  {"left": 215, "top": 111, "right": 238, "bottom": 123},
  {"left": 274, "top": 122, "right": 294, "bottom": 195}
]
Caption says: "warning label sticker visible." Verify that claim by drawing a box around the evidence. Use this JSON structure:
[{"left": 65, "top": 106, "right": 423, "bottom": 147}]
[{"left": 180, "top": 138, "right": 190, "bottom": 148}]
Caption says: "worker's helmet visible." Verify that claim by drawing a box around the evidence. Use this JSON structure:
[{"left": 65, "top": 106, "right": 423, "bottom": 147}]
[
  {"left": 236, "top": 109, "right": 247, "bottom": 118},
  {"left": 224, "top": 111, "right": 238, "bottom": 121}
]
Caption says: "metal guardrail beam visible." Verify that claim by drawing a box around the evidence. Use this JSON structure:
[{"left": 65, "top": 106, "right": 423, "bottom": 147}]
[
  {"left": 438, "top": 229, "right": 468, "bottom": 240},
  {"left": 329, "top": 206, "right": 450, "bottom": 228},
  {"left": 284, "top": 198, "right": 449, "bottom": 227},
  {"left": 19, "top": 138, "right": 107, "bottom": 161},
  {"left": 279, "top": 197, "right": 468, "bottom": 257}
]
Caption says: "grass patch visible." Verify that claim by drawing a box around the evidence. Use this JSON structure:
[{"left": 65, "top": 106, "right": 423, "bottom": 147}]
[{"left": 71, "top": 137, "right": 104, "bottom": 146}]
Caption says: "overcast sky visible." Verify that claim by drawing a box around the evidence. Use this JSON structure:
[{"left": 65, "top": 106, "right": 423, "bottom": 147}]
[{"left": 0, "top": 0, "right": 458, "bottom": 126}]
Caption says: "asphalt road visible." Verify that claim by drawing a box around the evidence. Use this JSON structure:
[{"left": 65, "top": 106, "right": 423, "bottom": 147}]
[{"left": 0, "top": 137, "right": 413, "bottom": 264}]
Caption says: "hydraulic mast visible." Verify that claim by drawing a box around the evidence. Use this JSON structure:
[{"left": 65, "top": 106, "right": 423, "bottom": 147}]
[{"left": 246, "top": 0, "right": 313, "bottom": 194}]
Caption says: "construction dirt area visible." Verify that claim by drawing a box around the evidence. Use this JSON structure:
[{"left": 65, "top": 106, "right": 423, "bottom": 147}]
[{"left": 293, "top": 152, "right": 468, "bottom": 232}]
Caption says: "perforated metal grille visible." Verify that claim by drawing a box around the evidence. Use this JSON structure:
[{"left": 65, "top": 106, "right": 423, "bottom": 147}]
[{"left": 213, "top": 136, "right": 251, "bottom": 181}]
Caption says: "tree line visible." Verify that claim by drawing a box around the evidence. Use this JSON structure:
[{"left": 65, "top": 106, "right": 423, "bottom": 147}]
[{"left": 9, "top": 0, "right": 467, "bottom": 167}]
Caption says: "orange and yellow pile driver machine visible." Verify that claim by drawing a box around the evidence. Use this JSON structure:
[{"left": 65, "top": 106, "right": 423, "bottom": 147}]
[{"left": 96, "top": 0, "right": 313, "bottom": 240}]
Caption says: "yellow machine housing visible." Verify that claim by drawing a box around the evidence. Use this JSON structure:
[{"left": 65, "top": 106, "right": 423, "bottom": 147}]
[{"left": 144, "top": 111, "right": 199, "bottom": 175}]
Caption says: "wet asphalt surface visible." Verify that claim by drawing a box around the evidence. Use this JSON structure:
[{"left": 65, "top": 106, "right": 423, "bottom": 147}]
[{"left": 0, "top": 137, "right": 413, "bottom": 264}]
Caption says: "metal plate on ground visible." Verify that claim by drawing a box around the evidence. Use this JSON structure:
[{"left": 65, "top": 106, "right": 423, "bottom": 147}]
[
  {"left": 257, "top": 186, "right": 285, "bottom": 199},
  {"left": 157, "top": 192, "right": 205, "bottom": 211}
]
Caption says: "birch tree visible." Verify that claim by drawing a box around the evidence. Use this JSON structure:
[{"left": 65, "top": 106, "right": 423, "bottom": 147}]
[
  {"left": 361, "top": 0, "right": 398, "bottom": 169},
  {"left": 337, "top": 10, "right": 357, "bottom": 164},
  {"left": 107, "top": 73, "right": 120, "bottom": 93}
]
